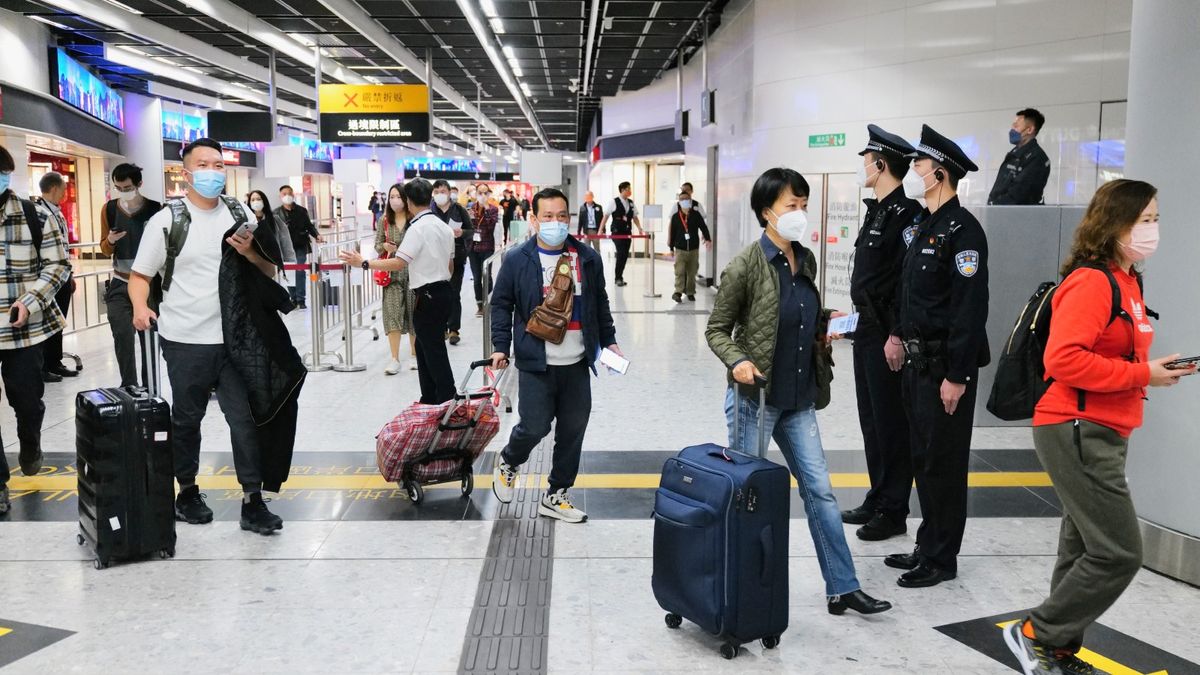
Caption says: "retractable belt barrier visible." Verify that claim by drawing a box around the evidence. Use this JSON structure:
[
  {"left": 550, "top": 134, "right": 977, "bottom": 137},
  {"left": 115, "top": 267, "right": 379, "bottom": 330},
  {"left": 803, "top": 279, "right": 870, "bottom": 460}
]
[
  {"left": 576, "top": 232, "right": 661, "bottom": 298},
  {"left": 290, "top": 241, "right": 383, "bottom": 373}
]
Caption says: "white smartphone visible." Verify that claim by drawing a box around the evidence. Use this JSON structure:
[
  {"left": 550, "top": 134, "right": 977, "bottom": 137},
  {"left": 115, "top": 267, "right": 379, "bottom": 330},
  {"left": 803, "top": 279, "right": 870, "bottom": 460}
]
[{"left": 599, "top": 347, "right": 630, "bottom": 375}]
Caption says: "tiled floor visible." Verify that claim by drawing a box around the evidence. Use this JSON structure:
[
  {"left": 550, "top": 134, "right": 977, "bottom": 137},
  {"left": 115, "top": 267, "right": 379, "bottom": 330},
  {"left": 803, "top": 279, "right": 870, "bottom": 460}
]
[{"left": 2, "top": 259, "right": 1198, "bottom": 673}]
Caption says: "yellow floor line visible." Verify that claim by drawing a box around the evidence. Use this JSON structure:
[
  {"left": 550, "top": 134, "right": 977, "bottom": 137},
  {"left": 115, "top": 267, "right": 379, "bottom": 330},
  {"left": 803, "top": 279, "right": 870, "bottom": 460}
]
[
  {"left": 995, "top": 621, "right": 1159, "bottom": 675},
  {"left": 8, "top": 471, "right": 1051, "bottom": 492}
]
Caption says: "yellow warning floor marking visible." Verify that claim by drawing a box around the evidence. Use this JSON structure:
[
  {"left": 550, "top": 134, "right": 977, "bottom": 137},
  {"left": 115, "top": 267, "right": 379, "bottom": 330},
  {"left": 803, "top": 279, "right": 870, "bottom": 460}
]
[
  {"left": 0, "top": 627, "right": 11, "bottom": 638},
  {"left": 995, "top": 620, "right": 1165, "bottom": 675},
  {"left": 8, "top": 471, "right": 1051, "bottom": 492}
]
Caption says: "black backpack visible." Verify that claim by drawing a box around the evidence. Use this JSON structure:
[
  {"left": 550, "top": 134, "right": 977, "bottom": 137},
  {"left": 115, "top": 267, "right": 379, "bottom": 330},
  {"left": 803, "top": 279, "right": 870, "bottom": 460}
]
[{"left": 986, "top": 262, "right": 1154, "bottom": 421}]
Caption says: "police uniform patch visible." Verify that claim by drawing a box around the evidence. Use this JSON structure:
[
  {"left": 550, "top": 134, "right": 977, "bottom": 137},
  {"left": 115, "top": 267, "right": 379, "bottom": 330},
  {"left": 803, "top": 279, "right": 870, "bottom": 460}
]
[
  {"left": 955, "top": 250, "right": 980, "bottom": 277},
  {"left": 903, "top": 224, "right": 918, "bottom": 247}
]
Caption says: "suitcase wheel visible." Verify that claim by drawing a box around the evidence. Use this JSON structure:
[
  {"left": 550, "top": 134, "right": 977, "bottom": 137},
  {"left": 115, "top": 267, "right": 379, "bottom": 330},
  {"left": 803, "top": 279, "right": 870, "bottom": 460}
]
[
  {"left": 762, "top": 636, "right": 780, "bottom": 650},
  {"left": 664, "top": 613, "right": 682, "bottom": 629},
  {"left": 460, "top": 471, "right": 474, "bottom": 498},
  {"left": 720, "top": 643, "right": 739, "bottom": 660},
  {"left": 404, "top": 481, "right": 424, "bottom": 505},
  {"left": 76, "top": 533, "right": 85, "bottom": 546},
  {"left": 158, "top": 548, "right": 175, "bottom": 560},
  {"left": 93, "top": 558, "right": 109, "bottom": 571}
]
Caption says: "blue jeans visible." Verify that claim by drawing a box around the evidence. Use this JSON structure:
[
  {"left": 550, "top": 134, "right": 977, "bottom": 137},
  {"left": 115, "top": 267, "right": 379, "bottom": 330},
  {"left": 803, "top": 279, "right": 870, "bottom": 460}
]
[
  {"left": 292, "top": 250, "right": 308, "bottom": 303},
  {"left": 725, "top": 386, "right": 861, "bottom": 597}
]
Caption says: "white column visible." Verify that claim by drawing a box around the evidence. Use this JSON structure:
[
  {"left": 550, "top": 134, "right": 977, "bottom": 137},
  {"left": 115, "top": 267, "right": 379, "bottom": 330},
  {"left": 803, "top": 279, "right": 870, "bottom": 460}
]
[
  {"left": 0, "top": 132, "right": 30, "bottom": 198},
  {"left": 1123, "top": 0, "right": 1200, "bottom": 584},
  {"left": 120, "top": 93, "right": 166, "bottom": 202}
]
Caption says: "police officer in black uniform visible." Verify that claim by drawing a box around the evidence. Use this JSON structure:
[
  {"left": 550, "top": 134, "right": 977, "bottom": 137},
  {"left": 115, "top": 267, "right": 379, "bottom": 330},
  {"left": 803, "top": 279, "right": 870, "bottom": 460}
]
[
  {"left": 840, "top": 125, "right": 922, "bottom": 542},
  {"left": 988, "top": 107, "right": 1051, "bottom": 205},
  {"left": 885, "top": 124, "right": 990, "bottom": 588}
]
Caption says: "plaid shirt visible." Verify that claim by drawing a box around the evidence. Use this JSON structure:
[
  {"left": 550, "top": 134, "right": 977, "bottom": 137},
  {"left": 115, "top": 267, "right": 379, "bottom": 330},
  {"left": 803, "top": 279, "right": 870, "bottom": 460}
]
[{"left": 1, "top": 191, "right": 69, "bottom": 350}]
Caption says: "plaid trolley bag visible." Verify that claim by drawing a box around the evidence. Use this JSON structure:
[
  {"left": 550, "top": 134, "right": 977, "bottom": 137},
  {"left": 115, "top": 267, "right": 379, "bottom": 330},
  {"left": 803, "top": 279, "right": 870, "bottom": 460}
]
[{"left": 376, "top": 359, "right": 507, "bottom": 504}]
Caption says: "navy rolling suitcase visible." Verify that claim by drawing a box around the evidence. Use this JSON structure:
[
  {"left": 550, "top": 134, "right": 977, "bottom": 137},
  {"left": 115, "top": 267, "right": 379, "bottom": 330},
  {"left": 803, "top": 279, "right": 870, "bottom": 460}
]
[
  {"left": 652, "top": 382, "right": 790, "bottom": 659},
  {"left": 75, "top": 326, "right": 176, "bottom": 569}
]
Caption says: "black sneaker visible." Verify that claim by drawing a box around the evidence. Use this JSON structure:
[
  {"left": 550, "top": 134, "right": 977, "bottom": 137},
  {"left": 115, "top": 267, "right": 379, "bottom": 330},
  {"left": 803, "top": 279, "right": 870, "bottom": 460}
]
[
  {"left": 857, "top": 512, "right": 907, "bottom": 541},
  {"left": 175, "top": 485, "right": 214, "bottom": 524},
  {"left": 48, "top": 363, "right": 78, "bottom": 378},
  {"left": 1055, "top": 652, "right": 1106, "bottom": 675},
  {"left": 672, "top": 293, "right": 682, "bottom": 303},
  {"left": 448, "top": 331, "right": 461, "bottom": 345},
  {"left": 687, "top": 294, "right": 696, "bottom": 302},
  {"left": 841, "top": 504, "right": 875, "bottom": 525},
  {"left": 18, "top": 447, "right": 43, "bottom": 477},
  {"left": 0, "top": 485, "right": 10, "bottom": 515},
  {"left": 41, "top": 370, "right": 63, "bottom": 383},
  {"left": 240, "top": 493, "right": 283, "bottom": 535}
]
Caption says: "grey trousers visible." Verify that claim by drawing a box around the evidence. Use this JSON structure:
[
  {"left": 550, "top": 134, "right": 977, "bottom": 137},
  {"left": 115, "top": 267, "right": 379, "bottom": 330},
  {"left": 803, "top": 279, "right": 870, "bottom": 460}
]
[
  {"left": 1029, "top": 420, "right": 1143, "bottom": 650},
  {"left": 160, "top": 339, "right": 263, "bottom": 490}
]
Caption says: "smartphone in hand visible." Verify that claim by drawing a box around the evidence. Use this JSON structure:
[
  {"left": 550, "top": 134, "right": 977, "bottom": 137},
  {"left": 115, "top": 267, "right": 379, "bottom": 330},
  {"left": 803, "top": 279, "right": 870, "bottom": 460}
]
[{"left": 1164, "top": 355, "right": 1200, "bottom": 370}]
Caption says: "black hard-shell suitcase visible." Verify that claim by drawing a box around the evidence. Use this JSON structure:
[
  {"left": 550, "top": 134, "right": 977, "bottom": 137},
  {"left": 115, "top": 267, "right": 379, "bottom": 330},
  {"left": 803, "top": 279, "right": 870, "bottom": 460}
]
[
  {"left": 75, "top": 326, "right": 176, "bottom": 569},
  {"left": 652, "top": 381, "right": 790, "bottom": 659}
]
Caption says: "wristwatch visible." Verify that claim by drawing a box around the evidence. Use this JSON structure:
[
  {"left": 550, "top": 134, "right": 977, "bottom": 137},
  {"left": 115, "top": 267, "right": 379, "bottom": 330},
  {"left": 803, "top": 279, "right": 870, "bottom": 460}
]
[{"left": 361, "top": 260, "right": 370, "bottom": 271}]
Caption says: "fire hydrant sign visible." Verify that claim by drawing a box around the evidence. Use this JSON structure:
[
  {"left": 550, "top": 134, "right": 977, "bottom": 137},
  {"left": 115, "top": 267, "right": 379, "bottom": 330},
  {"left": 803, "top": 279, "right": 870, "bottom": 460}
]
[{"left": 318, "top": 84, "right": 430, "bottom": 143}]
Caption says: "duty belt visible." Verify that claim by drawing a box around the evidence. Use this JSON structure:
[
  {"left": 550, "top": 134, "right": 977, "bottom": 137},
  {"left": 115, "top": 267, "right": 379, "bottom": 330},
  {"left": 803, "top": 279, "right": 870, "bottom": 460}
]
[{"left": 903, "top": 339, "right": 947, "bottom": 377}]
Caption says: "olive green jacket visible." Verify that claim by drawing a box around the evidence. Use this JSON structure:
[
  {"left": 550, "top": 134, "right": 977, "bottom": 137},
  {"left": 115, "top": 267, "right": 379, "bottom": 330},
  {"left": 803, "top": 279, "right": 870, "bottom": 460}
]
[{"left": 705, "top": 239, "right": 835, "bottom": 410}]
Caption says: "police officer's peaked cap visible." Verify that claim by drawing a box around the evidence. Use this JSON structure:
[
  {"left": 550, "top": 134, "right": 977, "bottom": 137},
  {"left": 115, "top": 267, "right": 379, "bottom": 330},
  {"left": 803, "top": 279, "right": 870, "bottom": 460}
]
[
  {"left": 909, "top": 124, "right": 979, "bottom": 178},
  {"left": 858, "top": 124, "right": 916, "bottom": 160}
]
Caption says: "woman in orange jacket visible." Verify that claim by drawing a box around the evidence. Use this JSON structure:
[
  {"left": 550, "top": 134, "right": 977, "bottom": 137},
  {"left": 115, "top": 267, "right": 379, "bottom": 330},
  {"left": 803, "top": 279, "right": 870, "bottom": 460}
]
[{"left": 1004, "top": 179, "right": 1196, "bottom": 675}]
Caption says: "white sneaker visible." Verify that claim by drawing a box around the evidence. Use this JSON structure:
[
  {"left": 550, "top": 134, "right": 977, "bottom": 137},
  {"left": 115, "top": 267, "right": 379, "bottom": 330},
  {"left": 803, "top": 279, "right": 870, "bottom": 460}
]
[
  {"left": 409, "top": 362, "right": 418, "bottom": 371},
  {"left": 384, "top": 359, "right": 402, "bottom": 375},
  {"left": 492, "top": 459, "right": 519, "bottom": 503},
  {"left": 539, "top": 489, "right": 587, "bottom": 523}
]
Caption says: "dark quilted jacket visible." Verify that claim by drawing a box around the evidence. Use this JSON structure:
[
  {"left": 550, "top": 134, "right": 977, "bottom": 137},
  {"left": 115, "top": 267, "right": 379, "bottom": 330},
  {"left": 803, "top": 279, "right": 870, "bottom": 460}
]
[
  {"left": 219, "top": 216, "right": 307, "bottom": 492},
  {"left": 706, "top": 239, "right": 835, "bottom": 410}
]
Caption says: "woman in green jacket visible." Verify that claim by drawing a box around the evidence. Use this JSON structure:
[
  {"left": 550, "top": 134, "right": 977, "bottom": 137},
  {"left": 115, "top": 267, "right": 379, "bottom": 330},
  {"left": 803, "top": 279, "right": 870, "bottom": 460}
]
[{"left": 706, "top": 167, "right": 891, "bottom": 616}]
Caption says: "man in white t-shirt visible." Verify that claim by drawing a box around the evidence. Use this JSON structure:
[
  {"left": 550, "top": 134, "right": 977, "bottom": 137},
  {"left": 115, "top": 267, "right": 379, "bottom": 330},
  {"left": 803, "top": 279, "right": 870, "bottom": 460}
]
[
  {"left": 486, "top": 188, "right": 623, "bottom": 524},
  {"left": 340, "top": 178, "right": 457, "bottom": 404},
  {"left": 129, "top": 138, "right": 285, "bottom": 535}
]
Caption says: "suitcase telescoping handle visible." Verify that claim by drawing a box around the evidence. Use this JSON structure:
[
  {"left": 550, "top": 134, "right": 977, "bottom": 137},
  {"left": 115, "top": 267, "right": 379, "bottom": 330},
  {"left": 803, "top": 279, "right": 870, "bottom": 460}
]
[
  {"left": 142, "top": 320, "right": 162, "bottom": 398},
  {"left": 733, "top": 375, "right": 769, "bottom": 458}
]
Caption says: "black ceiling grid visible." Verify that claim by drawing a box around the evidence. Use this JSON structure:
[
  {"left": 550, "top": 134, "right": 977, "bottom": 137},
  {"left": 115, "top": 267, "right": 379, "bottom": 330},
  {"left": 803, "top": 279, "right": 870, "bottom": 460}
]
[{"left": 6, "top": 0, "right": 729, "bottom": 152}]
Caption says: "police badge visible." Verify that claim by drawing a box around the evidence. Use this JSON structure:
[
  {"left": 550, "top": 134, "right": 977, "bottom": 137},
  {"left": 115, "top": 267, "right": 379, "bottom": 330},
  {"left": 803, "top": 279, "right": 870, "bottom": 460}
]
[{"left": 955, "top": 250, "right": 980, "bottom": 277}]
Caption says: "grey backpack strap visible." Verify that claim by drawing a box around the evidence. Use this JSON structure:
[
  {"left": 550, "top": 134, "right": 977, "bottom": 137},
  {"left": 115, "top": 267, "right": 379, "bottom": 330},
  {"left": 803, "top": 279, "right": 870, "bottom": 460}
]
[
  {"left": 220, "top": 195, "right": 248, "bottom": 229},
  {"left": 162, "top": 199, "right": 192, "bottom": 293}
]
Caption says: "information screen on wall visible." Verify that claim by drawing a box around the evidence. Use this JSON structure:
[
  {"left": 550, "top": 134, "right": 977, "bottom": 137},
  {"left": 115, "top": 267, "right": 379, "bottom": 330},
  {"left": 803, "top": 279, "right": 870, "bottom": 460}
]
[
  {"left": 318, "top": 84, "right": 430, "bottom": 143},
  {"left": 51, "top": 49, "right": 124, "bottom": 130}
]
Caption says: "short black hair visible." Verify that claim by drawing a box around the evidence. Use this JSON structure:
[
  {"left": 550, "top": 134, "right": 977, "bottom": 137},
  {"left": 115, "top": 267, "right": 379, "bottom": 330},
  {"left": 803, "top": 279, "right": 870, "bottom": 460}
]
[
  {"left": 1017, "top": 108, "right": 1045, "bottom": 135},
  {"left": 279, "top": 184, "right": 294, "bottom": 193},
  {"left": 750, "top": 168, "right": 809, "bottom": 228},
  {"left": 181, "top": 137, "right": 223, "bottom": 163},
  {"left": 404, "top": 178, "right": 433, "bottom": 207},
  {"left": 431, "top": 179, "right": 451, "bottom": 191},
  {"left": 39, "top": 171, "right": 66, "bottom": 194},
  {"left": 532, "top": 187, "right": 569, "bottom": 216},
  {"left": 866, "top": 151, "right": 910, "bottom": 180},
  {"left": 112, "top": 163, "right": 143, "bottom": 185},
  {"left": 681, "top": 182, "right": 694, "bottom": 192},
  {"left": 618, "top": 181, "right": 631, "bottom": 193},
  {"left": 0, "top": 144, "right": 13, "bottom": 173}
]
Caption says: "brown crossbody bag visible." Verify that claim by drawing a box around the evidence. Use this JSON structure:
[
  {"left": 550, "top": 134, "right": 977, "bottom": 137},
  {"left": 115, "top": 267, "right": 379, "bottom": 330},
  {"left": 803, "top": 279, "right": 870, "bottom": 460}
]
[{"left": 526, "top": 253, "right": 575, "bottom": 345}]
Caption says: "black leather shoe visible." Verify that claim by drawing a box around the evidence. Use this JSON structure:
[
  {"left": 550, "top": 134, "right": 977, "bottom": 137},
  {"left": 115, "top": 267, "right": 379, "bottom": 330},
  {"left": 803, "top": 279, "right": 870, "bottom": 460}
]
[
  {"left": 41, "top": 370, "right": 63, "bottom": 383},
  {"left": 857, "top": 512, "right": 907, "bottom": 541},
  {"left": 884, "top": 549, "right": 921, "bottom": 570},
  {"left": 672, "top": 293, "right": 682, "bottom": 303},
  {"left": 841, "top": 504, "right": 875, "bottom": 525},
  {"left": 47, "top": 363, "right": 78, "bottom": 378},
  {"left": 897, "top": 562, "right": 956, "bottom": 588},
  {"left": 828, "top": 589, "right": 892, "bottom": 616}
]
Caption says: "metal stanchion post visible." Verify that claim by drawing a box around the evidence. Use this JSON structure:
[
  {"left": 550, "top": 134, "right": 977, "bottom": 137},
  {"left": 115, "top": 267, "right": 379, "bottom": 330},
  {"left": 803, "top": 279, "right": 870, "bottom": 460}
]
[
  {"left": 643, "top": 232, "right": 661, "bottom": 298},
  {"left": 333, "top": 264, "right": 366, "bottom": 372},
  {"left": 304, "top": 258, "right": 332, "bottom": 372}
]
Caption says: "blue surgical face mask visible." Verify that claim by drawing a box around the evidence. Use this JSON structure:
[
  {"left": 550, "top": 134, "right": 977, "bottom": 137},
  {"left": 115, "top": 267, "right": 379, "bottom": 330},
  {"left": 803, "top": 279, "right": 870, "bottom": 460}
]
[
  {"left": 188, "top": 169, "right": 226, "bottom": 199},
  {"left": 1008, "top": 128, "right": 1022, "bottom": 145},
  {"left": 0, "top": 172, "right": 10, "bottom": 195},
  {"left": 679, "top": 199, "right": 692, "bottom": 210},
  {"left": 538, "top": 220, "right": 569, "bottom": 247}
]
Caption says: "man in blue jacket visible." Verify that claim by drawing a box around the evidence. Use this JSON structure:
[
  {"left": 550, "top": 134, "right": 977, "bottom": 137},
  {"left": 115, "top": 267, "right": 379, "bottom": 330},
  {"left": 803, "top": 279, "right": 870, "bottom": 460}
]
[{"left": 488, "top": 187, "right": 622, "bottom": 523}]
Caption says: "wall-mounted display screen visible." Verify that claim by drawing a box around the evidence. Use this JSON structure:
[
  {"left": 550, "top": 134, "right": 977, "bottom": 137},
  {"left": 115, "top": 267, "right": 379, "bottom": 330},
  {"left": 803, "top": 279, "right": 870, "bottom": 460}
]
[
  {"left": 52, "top": 49, "right": 124, "bottom": 130},
  {"left": 403, "top": 157, "right": 483, "bottom": 173},
  {"left": 289, "top": 135, "right": 339, "bottom": 162},
  {"left": 161, "top": 110, "right": 262, "bottom": 153}
]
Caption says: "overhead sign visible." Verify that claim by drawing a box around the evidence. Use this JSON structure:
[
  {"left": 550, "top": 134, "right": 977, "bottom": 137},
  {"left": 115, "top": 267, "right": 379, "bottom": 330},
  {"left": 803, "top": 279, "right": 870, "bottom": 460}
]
[
  {"left": 221, "top": 149, "right": 241, "bottom": 165},
  {"left": 318, "top": 84, "right": 430, "bottom": 143},
  {"left": 808, "top": 133, "right": 845, "bottom": 148}
]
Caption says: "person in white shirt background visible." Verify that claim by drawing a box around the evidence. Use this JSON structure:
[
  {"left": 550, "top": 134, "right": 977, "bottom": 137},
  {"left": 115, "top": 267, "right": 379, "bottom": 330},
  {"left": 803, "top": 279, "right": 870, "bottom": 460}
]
[{"left": 340, "top": 179, "right": 457, "bottom": 404}]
